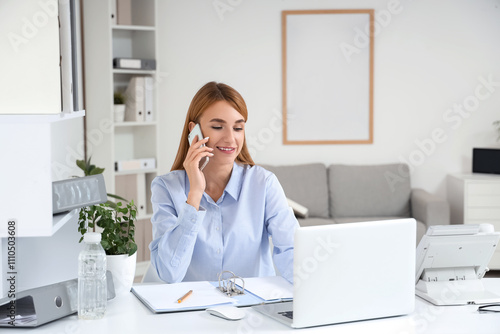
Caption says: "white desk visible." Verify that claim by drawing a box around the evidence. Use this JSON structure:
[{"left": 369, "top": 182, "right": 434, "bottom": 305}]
[{"left": 4, "top": 279, "right": 500, "bottom": 333}]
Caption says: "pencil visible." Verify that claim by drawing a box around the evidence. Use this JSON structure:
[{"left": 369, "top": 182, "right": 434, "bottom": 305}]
[{"left": 177, "top": 290, "right": 193, "bottom": 303}]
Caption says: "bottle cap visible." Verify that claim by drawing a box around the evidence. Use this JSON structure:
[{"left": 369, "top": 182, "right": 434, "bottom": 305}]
[{"left": 84, "top": 232, "right": 102, "bottom": 243}]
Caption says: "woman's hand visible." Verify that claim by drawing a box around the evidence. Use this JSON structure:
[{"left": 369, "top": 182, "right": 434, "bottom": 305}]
[{"left": 183, "top": 136, "right": 213, "bottom": 210}]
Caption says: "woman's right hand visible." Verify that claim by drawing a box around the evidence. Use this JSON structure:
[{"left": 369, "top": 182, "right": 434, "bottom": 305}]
[{"left": 183, "top": 136, "right": 213, "bottom": 210}]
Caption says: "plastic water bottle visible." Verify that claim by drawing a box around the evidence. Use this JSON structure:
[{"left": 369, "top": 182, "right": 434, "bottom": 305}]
[{"left": 78, "top": 232, "right": 107, "bottom": 319}]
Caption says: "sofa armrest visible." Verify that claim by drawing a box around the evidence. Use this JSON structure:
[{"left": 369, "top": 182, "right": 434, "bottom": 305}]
[{"left": 411, "top": 188, "right": 450, "bottom": 228}]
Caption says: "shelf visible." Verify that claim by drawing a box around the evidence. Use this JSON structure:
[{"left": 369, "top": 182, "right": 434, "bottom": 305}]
[
  {"left": 114, "top": 121, "right": 157, "bottom": 127},
  {"left": 113, "top": 24, "right": 155, "bottom": 31},
  {"left": 0, "top": 110, "right": 85, "bottom": 124},
  {"left": 53, "top": 209, "right": 79, "bottom": 235},
  {"left": 113, "top": 69, "right": 156, "bottom": 75},
  {"left": 115, "top": 168, "right": 158, "bottom": 176},
  {"left": 112, "top": 29, "right": 156, "bottom": 59},
  {"left": 83, "top": 0, "right": 158, "bottom": 264}
]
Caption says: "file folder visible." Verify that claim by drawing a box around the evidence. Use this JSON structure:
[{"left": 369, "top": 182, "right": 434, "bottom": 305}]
[
  {"left": 125, "top": 76, "right": 145, "bottom": 122},
  {"left": 0, "top": 272, "right": 115, "bottom": 327},
  {"left": 52, "top": 174, "right": 107, "bottom": 214},
  {"left": 144, "top": 76, "right": 154, "bottom": 121}
]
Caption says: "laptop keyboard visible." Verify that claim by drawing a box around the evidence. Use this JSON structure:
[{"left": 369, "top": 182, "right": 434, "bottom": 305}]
[{"left": 278, "top": 311, "right": 293, "bottom": 320}]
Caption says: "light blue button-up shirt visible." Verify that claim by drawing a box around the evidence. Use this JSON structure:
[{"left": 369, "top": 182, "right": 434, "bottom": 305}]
[{"left": 149, "top": 163, "right": 298, "bottom": 283}]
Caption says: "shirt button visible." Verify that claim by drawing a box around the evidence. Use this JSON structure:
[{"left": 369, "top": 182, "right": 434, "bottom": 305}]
[
  {"left": 216, "top": 227, "right": 220, "bottom": 231},
  {"left": 217, "top": 249, "right": 221, "bottom": 254}
]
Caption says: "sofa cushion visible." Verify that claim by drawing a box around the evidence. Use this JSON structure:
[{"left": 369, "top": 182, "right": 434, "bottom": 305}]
[
  {"left": 328, "top": 164, "right": 411, "bottom": 218},
  {"left": 333, "top": 216, "right": 408, "bottom": 224},
  {"left": 261, "top": 163, "right": 330, "bottom": 218},
  {"left": 334, "top": 216, "right": 425, "bottom": 244}
]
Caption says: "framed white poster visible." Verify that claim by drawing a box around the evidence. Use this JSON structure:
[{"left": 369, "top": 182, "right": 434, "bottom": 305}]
[{"left": 282, "top": 10, "right": 374, "bottom": 144}]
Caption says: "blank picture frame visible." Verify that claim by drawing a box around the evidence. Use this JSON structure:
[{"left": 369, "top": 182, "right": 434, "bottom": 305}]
[{"left": 282, "top": 10, "right": 374, "bottom": 144}]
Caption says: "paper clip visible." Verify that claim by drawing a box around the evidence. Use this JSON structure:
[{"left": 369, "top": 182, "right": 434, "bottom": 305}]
[{"left": 217, "top": 271, "right": 245, "bottom": 297}]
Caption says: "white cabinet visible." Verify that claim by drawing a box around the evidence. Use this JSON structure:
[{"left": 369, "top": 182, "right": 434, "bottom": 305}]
[
  {"left": 0, "top": 113, "right": 85, "bottom": 238},
  {"left": 447, "top": 173, "right": 500, "bottom": 269},
  {"left": 0, "top": 0, "right": 86, "bottom": 237},
  {"left": 82, "top": 0, "right": 158, "bottom": 264},
  {"left": 0, "top": 0, "right": 86, "bottom": 297}
]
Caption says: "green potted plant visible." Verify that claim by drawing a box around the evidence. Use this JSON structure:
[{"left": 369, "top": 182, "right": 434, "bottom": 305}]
[
  {"left": 113, "top": 91, "right": 126, "bottom": 122},
  {"left": 76, "top": 157, "right": 138, "bottom": 296}
]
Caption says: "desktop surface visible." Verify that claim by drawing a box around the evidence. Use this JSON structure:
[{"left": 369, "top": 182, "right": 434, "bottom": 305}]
[{"left": 3, "top": 279, "right": 500, "bottom": 334}]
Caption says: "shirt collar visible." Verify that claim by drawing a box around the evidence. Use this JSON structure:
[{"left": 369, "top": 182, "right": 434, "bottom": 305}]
[
  {"left": 224, "top": 162, "right": 244, "bottom": 201},
  {"left": 184, "top": 162, "right": 244, "bottom": 201}
]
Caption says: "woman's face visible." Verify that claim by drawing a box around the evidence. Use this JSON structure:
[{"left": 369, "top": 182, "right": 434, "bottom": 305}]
[{"left": 195, "top": 100, "right": 245, "bottom": 166}]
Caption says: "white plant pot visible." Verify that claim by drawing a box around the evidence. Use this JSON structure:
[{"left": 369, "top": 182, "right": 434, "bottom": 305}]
[
  {"left": 113, "top": 104, "right": 125, "bottom": 122},
  {"left": 106, "top": 252, "right": 137, "bottom": 297}
]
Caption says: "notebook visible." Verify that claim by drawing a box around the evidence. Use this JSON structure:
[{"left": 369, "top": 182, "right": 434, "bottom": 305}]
[{"left": 253, "top": 218, "right": 416, "bottom": 328}]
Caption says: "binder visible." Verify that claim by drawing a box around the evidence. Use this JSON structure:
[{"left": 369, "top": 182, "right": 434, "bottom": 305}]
[
  {"left": 124, "top": 77, "right": 145, "bottom": 122},
  {"left": 144, "top": 76, "right": 154, "bottom": 121},
  {"left": 52, "top": 174, "right": 107, "bottom": 214},
  {"left": 136, "top": 173, "right": 147, "bottom": 217},
  {"left": 111, "top": 0, "right": 117, "bottom": 25},
  {"left": 116, "top": 0, "right": 132, "bottom": 25},
  {"left": 114, "top": 170, "right": 152, "bottom": 217},
  {"left": 0, "top": 272, "right": 115, "bottom": 328},
  {"left": 131, "top": 276, "right": 293, "bottom": 314},
  {"left": 113, "top": 58, "right": 156, "bottom": 70},
  {"left": 115, "top": 158, "right": 156, "bottom": 172}
]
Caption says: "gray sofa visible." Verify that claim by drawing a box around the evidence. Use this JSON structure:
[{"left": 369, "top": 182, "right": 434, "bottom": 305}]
[{"left": 262, "top": 163, "right": 450, "bottom": 243}]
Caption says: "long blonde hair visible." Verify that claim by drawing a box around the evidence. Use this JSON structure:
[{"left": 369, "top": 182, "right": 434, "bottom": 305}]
[{"left": 171, "top": 82, "right": 255, "bottom": 171}]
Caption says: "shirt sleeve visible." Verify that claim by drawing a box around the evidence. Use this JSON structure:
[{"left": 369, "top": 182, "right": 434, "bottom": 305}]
[
  {"left": 264, "top": 173, "right": 299, "bottom": 283},
  {"left": 149, "top": 175, "right": 206, "bottom": 283}
]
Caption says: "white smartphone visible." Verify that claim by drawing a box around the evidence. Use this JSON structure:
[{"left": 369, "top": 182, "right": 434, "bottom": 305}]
[{"left": 188, "top": 123, "right": 209, "bottom": 170}]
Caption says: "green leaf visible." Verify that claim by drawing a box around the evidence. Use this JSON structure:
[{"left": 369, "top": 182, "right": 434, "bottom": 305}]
[
  {"left": 90, "top": 167, "right": 105, "bottom": 175},
  {"left": 107, "top": 193, "right": 128, "bottom": 202},
  {"left": 106, "top": 200, "right": 118, "bottom": 209},
  {"left": 76, "top": 159, "right": 86, "bottom": 173},
  {"left": 101, "top": 239, "right": 110, "bottom": 249},
  {"left": 128, "top": 243, "right": 138, "bottom": 256}
]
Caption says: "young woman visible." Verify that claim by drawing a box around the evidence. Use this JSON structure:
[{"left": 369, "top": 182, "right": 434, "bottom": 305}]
[{"left": 149, "top": 82, "right": 298, "bottom": 283}]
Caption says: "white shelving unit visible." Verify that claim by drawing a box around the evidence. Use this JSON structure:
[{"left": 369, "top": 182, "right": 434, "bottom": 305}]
[
  {"left": 0, "top": 112, "right": 85, "bottom": 238},
  {"left": 0, "top": 0, "right": 87, "bottom": 297},
  {"left": 82, "top": 0, "right": 158, "bottom": 264},
  {"left": 448, "top": 173, "right": 500, "bottom": 269}
]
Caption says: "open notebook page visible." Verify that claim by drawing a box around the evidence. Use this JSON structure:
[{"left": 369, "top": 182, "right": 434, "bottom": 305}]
[
  {"left": 132, "top": 281, "right": 235, "bottom": 312},
  {"left": 241, "top": 276, "right": 293, "bottom": 301}
]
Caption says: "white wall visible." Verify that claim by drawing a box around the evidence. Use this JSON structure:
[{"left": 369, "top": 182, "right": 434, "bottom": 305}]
[{"left": 156, "top": 0, "right": 500, "bottom": 198}]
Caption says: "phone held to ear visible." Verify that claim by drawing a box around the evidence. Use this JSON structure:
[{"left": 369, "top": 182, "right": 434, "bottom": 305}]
[{"left": 188, "top": 123, "right": 209, "bottom": 170}]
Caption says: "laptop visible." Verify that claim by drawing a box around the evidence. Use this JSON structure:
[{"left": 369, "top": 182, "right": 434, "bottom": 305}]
[{"left": 253, "top": 218, "right": 416, "bottom": 328}]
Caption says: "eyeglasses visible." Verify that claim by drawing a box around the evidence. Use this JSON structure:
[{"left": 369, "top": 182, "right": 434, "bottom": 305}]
[{"left": 478, "top": 304, "right": 500, "bottom": 313}]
